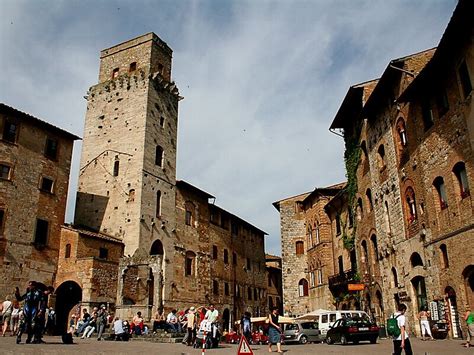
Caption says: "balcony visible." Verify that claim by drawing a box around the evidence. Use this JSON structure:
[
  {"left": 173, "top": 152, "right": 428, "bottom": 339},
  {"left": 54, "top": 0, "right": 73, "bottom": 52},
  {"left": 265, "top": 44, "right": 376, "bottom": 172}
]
[{"left": 328, "top": 269, "right": 358, "bottom": 291}]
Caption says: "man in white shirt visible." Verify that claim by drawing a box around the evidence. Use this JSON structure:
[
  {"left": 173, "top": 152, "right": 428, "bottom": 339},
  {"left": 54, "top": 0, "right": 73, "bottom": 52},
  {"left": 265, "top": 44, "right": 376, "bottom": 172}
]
[
  {"left": 113, "top": 316, "right": 127, "bottom": 341},
  {"left": 393, "top": 304, "right": 413, "bottom": 355},
  {"left": 204, "top": 304, "right": 219, "bottom": 323},
  {"left": 166, "top": 309, "right": 179, "bottom": 332}
]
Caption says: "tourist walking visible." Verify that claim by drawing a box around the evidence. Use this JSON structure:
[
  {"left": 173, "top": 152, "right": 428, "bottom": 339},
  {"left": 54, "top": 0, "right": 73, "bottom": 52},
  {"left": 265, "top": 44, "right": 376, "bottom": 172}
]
[
  {"left": 186, "top": 306, "right": 197, "bottom": 346},
  {"left": 10, "top": 301, "right": 21, "bottom": 336},
  {"left": 97, "top": 304, "right": 108, "bottom": 340},
  {"left": 464, "top": 307, "right": 474, "bottom": 348},
  {"left": 268, "top": 306, "right": 283, "bottom": 353},
  {"left": 2, "top": 296, "right": 13, "bottom": 336},
  {"left": 240, "top": 311, "right": 252, "bottom": 343},
  {"left": 418, "top": 307, "right": 434, "bottom": 341},
  {"left": 392, "top": 304, "right": 413, "bottom": 355}
]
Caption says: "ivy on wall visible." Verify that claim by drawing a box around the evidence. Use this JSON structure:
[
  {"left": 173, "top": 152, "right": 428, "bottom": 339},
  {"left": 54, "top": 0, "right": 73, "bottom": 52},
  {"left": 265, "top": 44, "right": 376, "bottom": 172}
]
[{"left": 342, "top": 127, "right": 362, "bottom": 251}]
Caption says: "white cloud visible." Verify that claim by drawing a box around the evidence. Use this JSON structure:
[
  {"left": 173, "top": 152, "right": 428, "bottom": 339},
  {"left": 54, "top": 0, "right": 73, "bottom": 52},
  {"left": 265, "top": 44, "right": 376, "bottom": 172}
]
[{"left": 0, "top": 0, "right": 457, "bottom": 255}]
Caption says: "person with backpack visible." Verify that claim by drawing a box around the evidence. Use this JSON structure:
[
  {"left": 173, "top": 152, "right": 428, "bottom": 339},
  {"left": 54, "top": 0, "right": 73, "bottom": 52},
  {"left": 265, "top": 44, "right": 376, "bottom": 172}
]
[{"left": 387, "top": 304, "right": 413, "bottom": 355}]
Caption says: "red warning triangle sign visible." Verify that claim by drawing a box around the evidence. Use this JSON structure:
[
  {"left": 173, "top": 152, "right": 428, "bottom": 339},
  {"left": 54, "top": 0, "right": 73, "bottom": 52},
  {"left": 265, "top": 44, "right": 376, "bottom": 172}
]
[{"left": 237, "top": 335, "right": 254, "bottom": 354}]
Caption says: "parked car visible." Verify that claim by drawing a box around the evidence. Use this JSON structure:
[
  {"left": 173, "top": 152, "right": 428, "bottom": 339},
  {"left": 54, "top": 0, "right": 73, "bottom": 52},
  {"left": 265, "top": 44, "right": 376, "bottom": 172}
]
[
  {"left": 325, "top": 315, "right": 379, "bottom": 345},
  {"left": 283, "top": 321, "right": 322, "bottom": 344},
  {"left": 298, "top": 310, "right": 371, "bottom": 337}
]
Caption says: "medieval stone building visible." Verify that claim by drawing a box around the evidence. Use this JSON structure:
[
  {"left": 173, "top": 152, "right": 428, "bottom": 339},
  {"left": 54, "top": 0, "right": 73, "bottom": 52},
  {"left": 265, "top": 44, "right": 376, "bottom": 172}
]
[
  {"left": 53, "top": 33, "right": 267, "bottom": 332},
  {"left": 328, "top": 0, "right": 473, "bottom": 338},
  {"left": 277, "top": 0, "right": 472, "bottom": 340},
  {"left": 0, "top": 103, "right": 78, "bottom": 299}
]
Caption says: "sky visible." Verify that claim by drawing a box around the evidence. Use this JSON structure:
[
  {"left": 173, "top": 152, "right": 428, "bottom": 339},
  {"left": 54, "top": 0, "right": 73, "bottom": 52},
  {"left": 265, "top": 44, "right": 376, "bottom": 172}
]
[{"left": 0, "top": 0, "right": 457, "bottom": 256}]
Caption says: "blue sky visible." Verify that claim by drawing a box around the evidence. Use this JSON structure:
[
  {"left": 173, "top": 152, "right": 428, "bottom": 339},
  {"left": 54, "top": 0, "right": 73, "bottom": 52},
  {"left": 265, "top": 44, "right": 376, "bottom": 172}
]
[{"left": 0, "top": 0, "right": 457, "bottom": 255}]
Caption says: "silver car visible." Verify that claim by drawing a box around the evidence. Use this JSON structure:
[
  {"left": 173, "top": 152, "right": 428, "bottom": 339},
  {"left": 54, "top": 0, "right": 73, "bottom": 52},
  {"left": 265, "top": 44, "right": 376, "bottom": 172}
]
[{"left": 283, "top": 321, "right": 322, "bottom": 344}]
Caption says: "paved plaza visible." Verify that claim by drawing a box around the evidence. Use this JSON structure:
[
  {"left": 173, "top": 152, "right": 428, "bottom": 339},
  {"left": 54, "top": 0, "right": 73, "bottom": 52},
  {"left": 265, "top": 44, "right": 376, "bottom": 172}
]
[{"left": 0, "top": 336, "right": 470, "bottom": 355}]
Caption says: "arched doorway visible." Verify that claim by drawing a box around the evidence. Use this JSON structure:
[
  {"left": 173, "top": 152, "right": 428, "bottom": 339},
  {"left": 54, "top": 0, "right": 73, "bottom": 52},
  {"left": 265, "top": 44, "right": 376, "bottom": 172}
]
[
  {"left": 222, "top": 308, "right": 230, "bottom": 331},
  {"left": 150, "top": 239, "right": 164, "bottom": 255},
  {"left": 411, "top": 276, "right": 427, "bottom": 311},
  {"left": 55, "top": 281, "right": 82, "bottom": 334},
  {"left": 445, "top": 286, "right": 462, "bottom": 339},
  {"left": 462, "top": 265, "right": 474, "bottom": 309}
]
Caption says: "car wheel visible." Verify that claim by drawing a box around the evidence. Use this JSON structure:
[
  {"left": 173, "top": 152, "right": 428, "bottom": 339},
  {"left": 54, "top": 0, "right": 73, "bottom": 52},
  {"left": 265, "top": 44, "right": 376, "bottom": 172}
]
[
  {"left": 299, "top": 335, "right": 308, "bottom": 345},
  {"left": 326, "top": 336, "right": 333, "bottom": 345},
  {"left": 370, "top": 337, "right": 377, "bottom": 344},
  {"left": 340, "top": 335, "right": 348, "bottom": 345}
]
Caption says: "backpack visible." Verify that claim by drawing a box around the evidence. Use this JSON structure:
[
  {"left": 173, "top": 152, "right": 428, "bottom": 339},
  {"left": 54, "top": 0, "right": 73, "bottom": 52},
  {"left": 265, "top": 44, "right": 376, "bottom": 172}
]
[{"left": 386, "top": 314, "right": 401, "bottom": 337}]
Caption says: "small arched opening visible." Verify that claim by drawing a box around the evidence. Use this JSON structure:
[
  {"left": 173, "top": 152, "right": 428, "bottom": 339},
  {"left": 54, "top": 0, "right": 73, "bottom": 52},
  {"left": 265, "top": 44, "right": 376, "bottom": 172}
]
[{"left": 54, "top": 281, "right": 82, "bottom": 334}]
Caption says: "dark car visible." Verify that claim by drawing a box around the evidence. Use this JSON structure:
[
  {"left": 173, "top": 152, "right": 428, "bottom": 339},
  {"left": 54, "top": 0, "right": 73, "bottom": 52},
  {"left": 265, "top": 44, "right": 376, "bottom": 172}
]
[{"left": 325, "top": 316, "right": 379, "bottom": 345}]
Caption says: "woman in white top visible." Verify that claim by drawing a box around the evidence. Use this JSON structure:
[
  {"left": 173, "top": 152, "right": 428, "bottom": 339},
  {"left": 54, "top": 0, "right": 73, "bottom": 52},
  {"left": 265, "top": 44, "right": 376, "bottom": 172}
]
[
  {"left": 10, "top": 301, "right": 21, "bottom": 336},
  {"left": 2, "top": 296, "right": 13, "bottom": 336}
]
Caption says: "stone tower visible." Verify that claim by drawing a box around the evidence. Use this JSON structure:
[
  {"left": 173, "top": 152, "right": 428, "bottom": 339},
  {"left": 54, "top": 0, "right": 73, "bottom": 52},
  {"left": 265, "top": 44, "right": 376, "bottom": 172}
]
[{"left": 75, "top": 33, "right": 180, "bottom": 257}]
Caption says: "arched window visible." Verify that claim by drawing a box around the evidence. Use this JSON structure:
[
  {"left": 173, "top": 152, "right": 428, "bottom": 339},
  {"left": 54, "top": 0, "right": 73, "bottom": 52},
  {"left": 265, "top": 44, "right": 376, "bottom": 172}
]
[
  {"left": 150, "top": 239, "right": 164, "bottom": 255},
  {"left": 366, "top": 189, "right": 373, "bottom": 212},
  {"left": 433, "top": 177, "right": 448, "bottom": 209},
  {"left": 453, "top": 162, "right": 470, "bottom": 198},
  {"left": 308, "top": 226, "right": 313, "bottom": 248},
  {"left": 392, "top": 267, "right": 399, "bottom": 288},
  {"left": 185, "top": 251, "right": 196, "bottom": 276},
  {"left": 410, "top": 252, "right": 423, "bottom": 267},
  {"left": 361, "top": 240, "right": 369, "bottom": 264},
  {"left": 440, "top": 244, "right": 449, "bottom": 268},
  {"left": 315, "top": 222, "right": 320, "bottom": 244},
  {"left": 356, "top": 198, "right": 363, "bottom": 220},
  {"left": 113, "top": 160, "right": 120, "bottom": 176},
  {"left": 377, "top": 144, "right": 386, "bottom": 171},
  {"left": 65, "top": 243, "right": 71, "bottom": 258},
  {"left": 155, "top": 145, "right": 164, "bottom": 167},
  {"left": 405, "top": 187, "right": 417, "bottom": 223},
  {"left": 295, "top": 241, "right": 304, "bottom": 255},
  {"left": 298, "top": 279, "right": 309, "bottom": 297},
  {"left": 370, "top": 234, "right": 379, "bottom": 262},
  {"left": 128, "top": 189, "right": 135, "bottom": 202},
  {"left": 396, "top": 118, "right": 408, "bottom": 147}
]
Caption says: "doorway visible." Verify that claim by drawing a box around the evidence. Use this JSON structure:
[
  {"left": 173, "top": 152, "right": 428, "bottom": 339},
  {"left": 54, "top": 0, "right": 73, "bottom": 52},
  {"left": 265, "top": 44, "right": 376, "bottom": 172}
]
[{"left": 55, "top": 281, "right": 82, "bottom": 334}]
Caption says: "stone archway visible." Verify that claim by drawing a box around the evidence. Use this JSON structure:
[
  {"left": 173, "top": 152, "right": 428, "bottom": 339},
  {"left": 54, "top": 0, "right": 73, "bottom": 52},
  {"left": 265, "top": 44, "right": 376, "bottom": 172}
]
[
  {"left": 445, "top": 286, "right": 463, "bottom": 339},
  {"left": 55, "top": 281, "right": 82, "bottom": 334},
  {"left": 462, "top": 265, "right": 474, "bottom": 309}
]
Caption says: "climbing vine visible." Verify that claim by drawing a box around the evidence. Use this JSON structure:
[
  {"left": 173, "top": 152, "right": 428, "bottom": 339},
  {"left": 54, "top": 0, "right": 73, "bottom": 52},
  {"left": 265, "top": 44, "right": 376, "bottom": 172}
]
[{"left": 342, "top": 128, "right": 362, "bottom": 250}]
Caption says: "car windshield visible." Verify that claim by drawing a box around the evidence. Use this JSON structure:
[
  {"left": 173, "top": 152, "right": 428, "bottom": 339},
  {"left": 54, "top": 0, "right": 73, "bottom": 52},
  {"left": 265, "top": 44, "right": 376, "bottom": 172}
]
[{"left": 345, "top": 315, "right": 372, "bottom": 326}]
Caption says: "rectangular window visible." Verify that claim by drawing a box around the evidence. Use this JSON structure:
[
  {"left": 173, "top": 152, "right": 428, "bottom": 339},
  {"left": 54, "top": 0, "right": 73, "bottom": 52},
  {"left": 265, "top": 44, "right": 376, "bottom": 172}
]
[
  {"left": 34, "top": 219, "right": 49, "bottom": 246},
  {"left": 129, "top": 62, "right": 137, "bottom": 72},
  {"left": 156, "top": 191, "right": 161, "bottom": 217},
  {"left": 185, "top": 257, "right": 193, "bottom": 276},
  {"left": 310, "top": 271, "right": 315, "bottom": 287},
  {"left": 421, "top": 102, "right": 434, "bottom": 130},
  {"left": 185, "top": 210, "right": 192, "bottom": 226},
  {"left": 233, "top": 252, "right": 237, "bottom": 266},
  {"left": 40, "top": 177, "right": 54, "bottom": 193},
  {"left": 223, "top": 249, "right": 228, "bottom": 264},
  {"left": 231, "top": 222, "right": 238, "bottom": 236},
  {"left": 155, "top": 146, "right": 163, "bottom": 166},
  {"left": 224, "top": 283, "right": 229, "bottom": 296},
  {"left": 44, "top": 138, "right": 58, "bottom": 160},
  {"left": 321, "top": 315, "right": 328, "bottom": 324},
  {"left": 0, "top": 164, "right": 11, "bottom": 180},
  {"left": 436, "top": 90, "right": 449, "bottom": 117},
  {"left": 159, "top": 116, "right": 165, "bottom": 128},
  {"left": 0, "top": 209, "right": 5, "bottom": 235},
  {"left": 246, "top": 258, "right": 251, "bottom": 271},
  {"left": 221, "top": 214, "right": 229, "bottom": 229},
  {"left": 213, "top": 280, "right": 219, "bottom": 295},
  {"left": 317, "top": 269, "right": 323, "bottom": 285},
  {"left": 212, "top": 245, "right": 218, "bottom": 260},
  {"left": 99, "top": 247, "right": 108, "bottom": 260},
  {"left": 210, "top": 208, "right": 218, "bottom": 224},
  {"left": 254, "top": 288, "right": 257, "bottom": 300},
  {"left": 336, "top": 215, "right": 341, "bottom": 235},
  {"left": 2, "top": 121, "right": 17, "bottom": 143},
  {"left": 112, "top": 68, "right": 119, "bottom": 79},
  {"left": 459, "top": 60, "right": 472, "bottom": 98},
  {"left": 248, "top": 287, "right": 252, "bottom": 300}
]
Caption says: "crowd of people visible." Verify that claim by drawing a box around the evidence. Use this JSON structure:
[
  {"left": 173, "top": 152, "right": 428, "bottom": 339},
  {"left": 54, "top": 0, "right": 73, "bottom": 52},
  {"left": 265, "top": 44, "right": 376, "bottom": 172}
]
[{"left": 0, "top": 281, "right": 55, "bottom": 344}]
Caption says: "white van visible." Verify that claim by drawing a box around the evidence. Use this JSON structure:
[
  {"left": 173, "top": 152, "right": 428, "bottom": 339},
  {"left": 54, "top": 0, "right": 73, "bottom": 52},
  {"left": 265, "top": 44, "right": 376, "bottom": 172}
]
[{"left": 298, "top": 310, "right": 370, "bottom": 337}]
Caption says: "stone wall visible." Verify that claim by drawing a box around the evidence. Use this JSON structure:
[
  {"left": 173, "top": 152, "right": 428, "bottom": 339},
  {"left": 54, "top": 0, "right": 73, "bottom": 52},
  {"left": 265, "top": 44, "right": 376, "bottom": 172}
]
[{"left": 0, "top": 106, "right": 75, "bottom": 299}]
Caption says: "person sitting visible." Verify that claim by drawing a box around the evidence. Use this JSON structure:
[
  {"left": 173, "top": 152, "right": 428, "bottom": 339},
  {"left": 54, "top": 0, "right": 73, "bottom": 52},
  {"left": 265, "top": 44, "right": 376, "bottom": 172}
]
[
  {"left": 113, "top": 316, "right": 128, "bottom": 341},
  {"left": 132, "top": 312, "right": 144, "bottom": 335},
  {"left": 75, "top": 308, "right": 91, "bottom": 336},
  {"left": 153, "top": 308, "right": 166, "bottom": 332},
  {"left": 166, "top": 309, "right": 179, "bottom": 332},
  {"left": 81, "top": 313, "right": 97, "bottom": 339}
]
